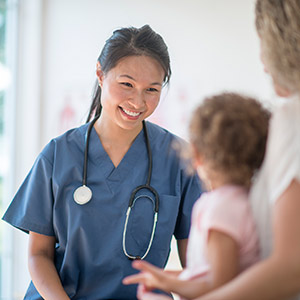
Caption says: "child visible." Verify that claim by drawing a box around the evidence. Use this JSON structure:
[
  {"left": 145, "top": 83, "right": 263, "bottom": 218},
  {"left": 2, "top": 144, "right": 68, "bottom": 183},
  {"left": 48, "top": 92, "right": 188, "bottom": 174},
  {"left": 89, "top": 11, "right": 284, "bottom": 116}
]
[{"left": 123, "top": 92, "right": 270, "bottom": 300}]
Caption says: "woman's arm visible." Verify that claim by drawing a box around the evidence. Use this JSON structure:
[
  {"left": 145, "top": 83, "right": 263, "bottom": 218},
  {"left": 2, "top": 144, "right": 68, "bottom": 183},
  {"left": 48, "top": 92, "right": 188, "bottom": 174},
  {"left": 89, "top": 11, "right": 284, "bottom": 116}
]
[
  {"left": 197, "top": 179, "right": 300, "bottom": 300},
  {"left": 28, "top": 231, "right": 70, "bottom": 300},
  {"left": 124, "top": 229, "right": 239, "bottom": 299}
]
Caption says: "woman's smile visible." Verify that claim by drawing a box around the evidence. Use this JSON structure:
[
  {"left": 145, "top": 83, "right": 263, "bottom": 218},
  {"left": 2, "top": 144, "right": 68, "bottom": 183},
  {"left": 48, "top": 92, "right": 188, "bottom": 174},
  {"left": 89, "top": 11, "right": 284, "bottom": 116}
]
[
  {"left": 97, "top": 55, "right": 165, "bottom": 131},
  {"left": 119, "top": 106, "right": 142, "bottom": 120}
]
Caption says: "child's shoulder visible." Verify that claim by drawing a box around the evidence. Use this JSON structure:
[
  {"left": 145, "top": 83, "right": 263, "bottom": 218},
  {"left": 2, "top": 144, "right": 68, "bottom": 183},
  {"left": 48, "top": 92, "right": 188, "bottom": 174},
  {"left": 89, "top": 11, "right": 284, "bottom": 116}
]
[{"left": 197, "top": 185, "right": 249, "bottom": 215}]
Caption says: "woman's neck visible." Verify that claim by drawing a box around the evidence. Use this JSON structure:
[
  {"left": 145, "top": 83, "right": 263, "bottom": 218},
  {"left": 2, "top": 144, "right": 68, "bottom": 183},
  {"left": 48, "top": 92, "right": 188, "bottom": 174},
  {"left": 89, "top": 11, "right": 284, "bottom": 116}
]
[
  {"left": 95, "top": 117, "right": 142, "bottom": 145},
  {"left": 93, "top": 115, "right": 143, "bottom": 167}
]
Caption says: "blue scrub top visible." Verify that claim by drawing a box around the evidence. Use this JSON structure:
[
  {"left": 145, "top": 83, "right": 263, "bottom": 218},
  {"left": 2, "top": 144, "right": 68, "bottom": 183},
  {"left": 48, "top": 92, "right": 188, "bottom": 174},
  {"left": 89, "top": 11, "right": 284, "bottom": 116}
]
[{"left": 2, "top": 121, "right": 201, "bottom": 300}]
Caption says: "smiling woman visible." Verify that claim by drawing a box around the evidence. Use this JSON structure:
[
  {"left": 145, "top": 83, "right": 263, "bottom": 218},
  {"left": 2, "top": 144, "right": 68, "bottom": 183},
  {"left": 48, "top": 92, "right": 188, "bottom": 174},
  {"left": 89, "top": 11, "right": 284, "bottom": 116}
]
[
  {"left": 95, "top": 55, "right": 165, "bottom": 167},
  {"left": 2, "top": 25, "right": 201, "bottom": 300}
]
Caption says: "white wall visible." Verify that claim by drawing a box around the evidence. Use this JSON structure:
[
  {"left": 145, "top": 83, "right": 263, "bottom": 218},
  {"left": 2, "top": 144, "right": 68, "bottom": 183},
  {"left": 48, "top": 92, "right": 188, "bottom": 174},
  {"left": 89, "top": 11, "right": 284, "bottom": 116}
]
[
  {"left": 4, "top": 0, "right": 277, "bottom": 297},
  {"left": 40, "top": 0, "right": 274, "bottom": 144},
  {"left": 2, "top": 0, "right": 44, "bottom": 298}
]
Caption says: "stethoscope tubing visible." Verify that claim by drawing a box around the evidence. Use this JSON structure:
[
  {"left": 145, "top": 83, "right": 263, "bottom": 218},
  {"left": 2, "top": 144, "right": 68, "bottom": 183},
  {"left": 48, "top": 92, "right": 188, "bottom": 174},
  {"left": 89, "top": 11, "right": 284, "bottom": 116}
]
[
  {"left": 83, "top": 115, "right": 100, "bottom": 186},
  {"left": 74, "top": 116, "right": 159, "bottom": 260}
]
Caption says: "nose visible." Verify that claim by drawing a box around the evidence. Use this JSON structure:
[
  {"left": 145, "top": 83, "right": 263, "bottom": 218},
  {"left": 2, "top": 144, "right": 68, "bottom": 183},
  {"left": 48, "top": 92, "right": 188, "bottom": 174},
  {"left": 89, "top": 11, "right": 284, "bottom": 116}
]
[{"left": 128, "top": 91, "right": 145, "bottom": 109}]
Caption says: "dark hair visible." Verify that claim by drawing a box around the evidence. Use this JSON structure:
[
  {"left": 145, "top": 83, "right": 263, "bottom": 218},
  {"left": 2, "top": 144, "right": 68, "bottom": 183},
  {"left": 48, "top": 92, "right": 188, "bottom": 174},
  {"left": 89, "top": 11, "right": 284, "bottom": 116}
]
[
  {"left": 189, "top": 93, "right": 270, "bottom": 188},
  {"left": 86, "top": 25, "right": 171, "bottom": 122}
]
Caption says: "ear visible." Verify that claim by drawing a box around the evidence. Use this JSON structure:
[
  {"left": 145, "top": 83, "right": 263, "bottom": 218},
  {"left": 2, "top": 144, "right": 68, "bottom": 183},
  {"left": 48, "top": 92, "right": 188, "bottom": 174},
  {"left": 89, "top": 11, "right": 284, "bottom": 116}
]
[
  {"left": 194, "top": 154, "right": 204, "bottom": 168},
  {"left": 191, "top": 145, "right": 204, "bottom": 168},
  {"left": 273, "top": 81, "right": 292, "bottom": 98},
  {"left": 96, "top": 61, "right": 104, "bottom": 88}
]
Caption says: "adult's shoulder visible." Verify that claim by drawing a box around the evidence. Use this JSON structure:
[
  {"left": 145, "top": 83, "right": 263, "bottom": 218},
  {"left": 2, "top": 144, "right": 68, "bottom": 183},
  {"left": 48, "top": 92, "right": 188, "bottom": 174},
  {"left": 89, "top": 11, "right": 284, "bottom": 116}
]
[
  {"left": 271, "top": 95, "right": 300, "bottom": 134},
  {"left": 266, "top": 95, "right": 300, "bottom": 202},
  {"left": 267, "top": 96, "right": 300, "bottom": 162},
  {"left": 40, "top": 123, "right": 88, "bottom": 163},
  {"left": 145, "top": 121, "right": 192, "bottom": 170},
  {"left": 145, "top": 121, "right": 187, "bottom": 147}
]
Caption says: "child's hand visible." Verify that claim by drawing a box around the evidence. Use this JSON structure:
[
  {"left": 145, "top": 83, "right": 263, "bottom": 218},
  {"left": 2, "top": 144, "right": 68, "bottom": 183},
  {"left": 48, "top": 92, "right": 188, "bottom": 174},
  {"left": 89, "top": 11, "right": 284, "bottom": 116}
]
[
  {"left": 137, "top": 283, "right": 149, "bottom": 299},
  {"left": 138, "top": 291, "right": 173, "bottom": 300},
  {"left": 137, "top": 284, "right": 173, "bottom": 300},
  {"left": 123, "top": 260, "right": 170, "bottom": 292}
]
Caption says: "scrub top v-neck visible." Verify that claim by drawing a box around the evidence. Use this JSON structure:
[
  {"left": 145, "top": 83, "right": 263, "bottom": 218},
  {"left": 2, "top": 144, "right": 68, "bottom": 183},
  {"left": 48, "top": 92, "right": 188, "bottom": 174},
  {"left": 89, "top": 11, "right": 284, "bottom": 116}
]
[{"left": 2, "top": 121, "right": 201, "bottom": 300}]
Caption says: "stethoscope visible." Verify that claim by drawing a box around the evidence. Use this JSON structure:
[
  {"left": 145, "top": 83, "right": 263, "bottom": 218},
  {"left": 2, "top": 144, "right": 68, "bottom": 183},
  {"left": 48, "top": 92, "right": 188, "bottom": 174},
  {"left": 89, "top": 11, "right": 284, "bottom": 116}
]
[{"left": 73, "top": 116, "right": 159, "bottom": 260}]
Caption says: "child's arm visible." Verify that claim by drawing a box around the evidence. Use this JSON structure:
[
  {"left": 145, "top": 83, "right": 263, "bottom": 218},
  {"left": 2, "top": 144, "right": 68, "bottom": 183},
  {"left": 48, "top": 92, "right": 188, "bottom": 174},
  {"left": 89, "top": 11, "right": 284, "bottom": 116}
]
[
  {"left": 123, "top": 229, "right": 239, "bottom": 299},
  {"left": 193, "top": 180, "right": 300, "bottom": 300},
  {"left": 28, "top": 231, "right": 70, "bottom": 300}
]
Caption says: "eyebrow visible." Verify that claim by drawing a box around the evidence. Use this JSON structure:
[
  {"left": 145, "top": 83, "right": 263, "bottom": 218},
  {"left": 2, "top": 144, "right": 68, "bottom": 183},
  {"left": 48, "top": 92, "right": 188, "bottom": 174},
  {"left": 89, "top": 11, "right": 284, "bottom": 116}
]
[{"left": 119, "top": 74, "right": 162, "bottom": 86}]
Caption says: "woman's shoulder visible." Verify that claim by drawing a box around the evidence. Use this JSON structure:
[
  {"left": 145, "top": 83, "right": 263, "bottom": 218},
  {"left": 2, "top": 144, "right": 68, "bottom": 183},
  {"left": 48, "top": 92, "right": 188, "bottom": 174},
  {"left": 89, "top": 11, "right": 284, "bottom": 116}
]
[
  {"left": 146, "top": 121, "right": 187, "bottom": 146},
  {"left": 271, "top": 95, "right": 300, "bottom": 131},
  {"left": 268, "top": 96, "right": 300, "bottom": 157},
  {"left": 145, "top": 121, "right": 190, "bottom": 164},
  {"left": 264, "top": 96, "right": 300, "bottom": 200},
  {"left": 40, "top": 123, "right": 88, "bottom": 162}
]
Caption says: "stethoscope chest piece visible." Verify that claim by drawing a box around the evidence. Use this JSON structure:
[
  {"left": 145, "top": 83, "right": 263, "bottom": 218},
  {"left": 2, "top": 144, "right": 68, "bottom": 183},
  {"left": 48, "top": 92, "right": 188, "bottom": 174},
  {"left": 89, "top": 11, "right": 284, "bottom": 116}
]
[{"left": 73, "top": 185, "right": 92, "bottom": 205}]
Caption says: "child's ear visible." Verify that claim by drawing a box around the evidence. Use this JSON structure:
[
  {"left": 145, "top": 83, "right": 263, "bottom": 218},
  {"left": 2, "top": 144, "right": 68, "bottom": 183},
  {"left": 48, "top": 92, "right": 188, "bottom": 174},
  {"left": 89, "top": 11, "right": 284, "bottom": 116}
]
[
  {"left": 191, "top": 145, "right": 204, "bottom": 167},
  {"left": 194, "top": 155, "right": 204, "bottom": 169}
]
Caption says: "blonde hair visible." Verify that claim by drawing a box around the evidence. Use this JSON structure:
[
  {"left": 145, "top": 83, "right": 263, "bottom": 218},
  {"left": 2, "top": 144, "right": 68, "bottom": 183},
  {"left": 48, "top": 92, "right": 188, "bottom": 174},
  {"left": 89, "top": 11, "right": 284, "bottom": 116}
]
[
  {"left": 189, "top": 93, "right": 270, "bottom": 188},
  {"left": 255, "top": 0, "right": 300, "bottom": 93}
]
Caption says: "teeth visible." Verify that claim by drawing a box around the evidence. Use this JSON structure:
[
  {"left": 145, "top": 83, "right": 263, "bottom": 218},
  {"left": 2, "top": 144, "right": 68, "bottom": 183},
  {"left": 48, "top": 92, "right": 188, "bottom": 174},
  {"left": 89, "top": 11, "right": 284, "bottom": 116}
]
[{"left": 122, "top": 108, "right": 140, "bottom": 117}]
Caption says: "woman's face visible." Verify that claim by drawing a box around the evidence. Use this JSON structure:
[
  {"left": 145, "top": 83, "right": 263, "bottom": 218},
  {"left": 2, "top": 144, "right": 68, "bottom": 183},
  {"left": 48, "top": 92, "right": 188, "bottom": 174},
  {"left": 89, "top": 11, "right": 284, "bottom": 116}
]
[{"left": 97, "top": 55, "right": 165, "bottom": 131}]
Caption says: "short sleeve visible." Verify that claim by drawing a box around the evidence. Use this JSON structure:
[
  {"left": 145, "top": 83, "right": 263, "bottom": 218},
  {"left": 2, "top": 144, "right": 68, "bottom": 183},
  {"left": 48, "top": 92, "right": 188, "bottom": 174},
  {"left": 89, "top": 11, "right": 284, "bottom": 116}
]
[
  {"left": 264, "top": 100, "right": 300, "bottom": 203},
  {"left": 202, "top": 196, "right": 249, "bottom": 245},
  {"left": 174, "top": 171, "right": 202, "bottom": 239},
  {"left": 2, "top": 144, "right": 55, "bottom": 236}
]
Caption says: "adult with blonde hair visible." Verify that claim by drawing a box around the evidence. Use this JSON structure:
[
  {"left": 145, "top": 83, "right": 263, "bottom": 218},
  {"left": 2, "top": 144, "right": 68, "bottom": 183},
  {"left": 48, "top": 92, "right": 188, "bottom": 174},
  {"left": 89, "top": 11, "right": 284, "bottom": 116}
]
[{"left": 134, "top": 1, "right": 300, "bottom": 299}]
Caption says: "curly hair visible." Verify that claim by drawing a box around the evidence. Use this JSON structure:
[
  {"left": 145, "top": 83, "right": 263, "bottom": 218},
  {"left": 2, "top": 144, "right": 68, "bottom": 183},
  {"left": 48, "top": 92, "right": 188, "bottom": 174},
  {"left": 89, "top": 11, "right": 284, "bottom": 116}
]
[
  {"left": 189, "top": 93, "right": 270, "bottom": 188},
  {"left": 255, "top": 0, "right": 300, "bottom": 93}
]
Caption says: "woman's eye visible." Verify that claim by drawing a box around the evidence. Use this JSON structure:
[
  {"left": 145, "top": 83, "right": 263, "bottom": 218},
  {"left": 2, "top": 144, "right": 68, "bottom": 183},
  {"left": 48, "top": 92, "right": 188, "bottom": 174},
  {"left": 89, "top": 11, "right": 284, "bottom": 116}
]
[
  {"left": 147, "top": 87, "right": 159, "bottom": 92},
  {"left": 121, "top": 82, "right": 133, "bottom": 87}
]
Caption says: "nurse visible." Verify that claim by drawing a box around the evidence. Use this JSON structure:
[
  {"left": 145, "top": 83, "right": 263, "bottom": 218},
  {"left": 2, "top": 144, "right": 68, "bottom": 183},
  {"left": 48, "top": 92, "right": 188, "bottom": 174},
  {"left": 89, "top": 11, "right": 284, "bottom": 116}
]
[{"left": 2, "top": 25, "right": 201, "bottom": 299}]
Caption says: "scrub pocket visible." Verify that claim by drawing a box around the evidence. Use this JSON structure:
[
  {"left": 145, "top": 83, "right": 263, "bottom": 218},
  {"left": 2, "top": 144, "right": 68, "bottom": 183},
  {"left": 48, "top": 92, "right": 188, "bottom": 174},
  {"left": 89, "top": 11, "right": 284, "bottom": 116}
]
[{"left": 126, "top": 194, "right": 180, "bottom": 256}]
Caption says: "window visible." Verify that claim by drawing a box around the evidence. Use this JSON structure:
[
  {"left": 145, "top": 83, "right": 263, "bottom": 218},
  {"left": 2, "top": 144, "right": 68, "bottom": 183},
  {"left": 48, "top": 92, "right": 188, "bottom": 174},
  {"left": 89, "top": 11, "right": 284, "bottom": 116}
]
[
  {"left": 0, "top": 0, "right": 18, "bottom": 298},
  {"left": 0, "top": 0, "right": 8, "bottom": 293}
]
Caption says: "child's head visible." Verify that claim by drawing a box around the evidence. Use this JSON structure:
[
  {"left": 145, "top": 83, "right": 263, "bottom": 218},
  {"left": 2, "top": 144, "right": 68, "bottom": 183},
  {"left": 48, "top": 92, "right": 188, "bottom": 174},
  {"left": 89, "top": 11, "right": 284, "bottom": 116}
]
[
  {"left": 189, "top": 93, "right": 270, "bottom": 189},
  {"left": 255, "top": 0, "right": 300, "bottom": 95}
]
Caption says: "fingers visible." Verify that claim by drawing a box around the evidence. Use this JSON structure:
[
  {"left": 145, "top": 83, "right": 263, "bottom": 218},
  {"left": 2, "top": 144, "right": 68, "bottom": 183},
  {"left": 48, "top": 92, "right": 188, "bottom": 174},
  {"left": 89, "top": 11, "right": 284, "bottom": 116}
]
[
  {"left": 140, "top": 292, "right": 173, "bottom": 300},
  {"left": 123, "top": 273, "right": 150, "bottom": 285},
  {"left": 137, "top": 283, "right": 150, "bottom": 299},
  {"left": 123, "top": 260, "right": 163, "bottom": 286},
  {"left": 132, "top": 260, "right": 162, "bottom": 275}
]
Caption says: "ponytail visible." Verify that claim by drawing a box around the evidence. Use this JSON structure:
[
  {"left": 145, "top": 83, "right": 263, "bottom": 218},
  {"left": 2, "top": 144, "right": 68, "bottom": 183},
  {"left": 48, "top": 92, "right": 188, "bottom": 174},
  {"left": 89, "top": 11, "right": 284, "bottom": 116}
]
[{"left": 86, "top": 82, "right": 102, "bottom": 123}]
